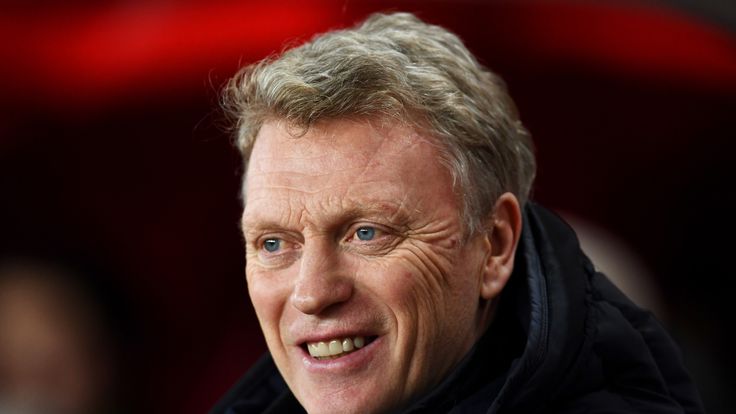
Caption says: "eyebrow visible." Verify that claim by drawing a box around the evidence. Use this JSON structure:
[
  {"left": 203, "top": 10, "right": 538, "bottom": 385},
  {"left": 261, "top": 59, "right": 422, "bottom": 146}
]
[
  {"left": 344, "top": 199, "right": 408, "bottom": 217},
  {"left": 241, "top": 199, "right": 411, "bottom": 235}
]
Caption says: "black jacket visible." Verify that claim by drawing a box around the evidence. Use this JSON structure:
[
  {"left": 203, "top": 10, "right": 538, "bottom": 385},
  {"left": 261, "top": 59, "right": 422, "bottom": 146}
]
[{"left": 212, "top": 204, "right": 704, "bottom": 413}]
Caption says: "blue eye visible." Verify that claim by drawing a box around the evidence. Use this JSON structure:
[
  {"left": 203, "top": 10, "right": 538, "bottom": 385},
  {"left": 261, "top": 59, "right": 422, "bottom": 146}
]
[
  {"left": 263, "top": 239, "right": 281, "bottom": 252},
  {"left": 356, "top": 227, "right": 375, "bottom": 241}
]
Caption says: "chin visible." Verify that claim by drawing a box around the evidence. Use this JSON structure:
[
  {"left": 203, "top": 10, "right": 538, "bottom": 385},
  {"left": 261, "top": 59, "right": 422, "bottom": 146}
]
[
  {"left": 300, "top": 391, "right": 398, "bottom": 414},
  {"left": 292, "top": 370, "right": 405, "bottom": 414}
]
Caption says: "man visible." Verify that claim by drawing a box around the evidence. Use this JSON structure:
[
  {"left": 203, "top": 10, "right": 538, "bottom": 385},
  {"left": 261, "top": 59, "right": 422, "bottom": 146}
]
[{"left": 213, "top": 12, "right": 703, "bottom": 414}]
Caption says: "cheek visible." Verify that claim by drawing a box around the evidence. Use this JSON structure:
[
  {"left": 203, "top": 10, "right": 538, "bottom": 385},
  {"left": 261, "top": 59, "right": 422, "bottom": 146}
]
[
  {"left": 246, "top": 267, "right": 290, "bottom": 334},
  {"left": 365, "top": 260, "right": 447, "bottom": 336},
  {"left": 381, "top": 252, "right": 482, "bottom": 347}
]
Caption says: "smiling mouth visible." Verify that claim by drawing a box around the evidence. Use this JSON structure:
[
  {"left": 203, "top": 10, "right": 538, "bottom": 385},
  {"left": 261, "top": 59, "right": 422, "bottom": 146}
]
[{"left": 304, "top": 336, "right": 377, "bottom": 360}]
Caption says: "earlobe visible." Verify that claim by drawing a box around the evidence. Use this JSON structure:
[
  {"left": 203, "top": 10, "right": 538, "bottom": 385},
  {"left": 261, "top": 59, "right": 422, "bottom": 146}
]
[{"left": 479, "top": 193, "right": 523, "bottom": 300}]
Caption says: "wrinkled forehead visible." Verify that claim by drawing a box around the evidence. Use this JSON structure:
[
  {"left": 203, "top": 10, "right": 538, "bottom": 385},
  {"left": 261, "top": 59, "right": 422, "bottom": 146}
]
[{"left": 242, "top": 118, "right": 443, "bottom": 201}]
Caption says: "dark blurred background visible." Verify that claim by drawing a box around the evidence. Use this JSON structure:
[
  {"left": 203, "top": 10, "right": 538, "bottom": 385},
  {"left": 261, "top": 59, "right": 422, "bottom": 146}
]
[{"left": 0, "top": 0, "right": 734, "bottom": 413}]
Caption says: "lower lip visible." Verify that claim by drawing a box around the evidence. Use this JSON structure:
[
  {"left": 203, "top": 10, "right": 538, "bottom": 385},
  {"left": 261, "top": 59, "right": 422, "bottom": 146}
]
[{"left": 300, "top": 336, "right": 382, "bottom": 374}]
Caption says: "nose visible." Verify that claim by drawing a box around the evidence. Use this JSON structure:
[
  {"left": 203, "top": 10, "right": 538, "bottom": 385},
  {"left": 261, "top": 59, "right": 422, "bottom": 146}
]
[{"left": 291, "top": 240, "right": 353, "bottom": 315}]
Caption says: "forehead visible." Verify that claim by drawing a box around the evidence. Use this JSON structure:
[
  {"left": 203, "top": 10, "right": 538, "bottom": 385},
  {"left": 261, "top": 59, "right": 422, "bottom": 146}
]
[
  {"left": 243, "top": 118, "right": 457, "bottom": 223},
  {"left": 249, "top": 119, "right": 428, "bottom": 172}
]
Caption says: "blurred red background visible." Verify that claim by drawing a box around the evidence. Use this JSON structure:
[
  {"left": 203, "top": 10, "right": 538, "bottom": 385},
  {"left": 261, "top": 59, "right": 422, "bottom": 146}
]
[{"left": 1, "top": 0, "right": 734, "bottom": 413}]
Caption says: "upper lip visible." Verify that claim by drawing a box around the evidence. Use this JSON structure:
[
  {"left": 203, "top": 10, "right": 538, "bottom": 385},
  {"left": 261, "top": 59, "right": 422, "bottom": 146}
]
[{"left": 292, "top": 328, "right": 379, "bottom": 346}]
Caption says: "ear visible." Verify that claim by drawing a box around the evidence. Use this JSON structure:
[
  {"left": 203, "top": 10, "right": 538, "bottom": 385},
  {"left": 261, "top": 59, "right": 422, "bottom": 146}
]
[{"left": 479, "top": 192, "right": 523, "bottom": 300}]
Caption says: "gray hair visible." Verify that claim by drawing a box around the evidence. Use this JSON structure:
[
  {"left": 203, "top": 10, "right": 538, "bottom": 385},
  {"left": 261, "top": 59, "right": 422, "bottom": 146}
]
[{"left": 223, "top": 12, "right": 536, "bottom": 236}]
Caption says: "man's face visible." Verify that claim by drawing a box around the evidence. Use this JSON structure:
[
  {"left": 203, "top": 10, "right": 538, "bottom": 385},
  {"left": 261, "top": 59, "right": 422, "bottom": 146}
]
[{"left": 242, "top": 119, "right": 491, "bottom": 413}]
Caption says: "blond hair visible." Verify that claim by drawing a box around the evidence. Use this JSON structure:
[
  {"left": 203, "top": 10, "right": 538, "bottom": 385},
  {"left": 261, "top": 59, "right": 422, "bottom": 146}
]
[{"left": 223, "top": 12, "right": 536, "bottom": 235}]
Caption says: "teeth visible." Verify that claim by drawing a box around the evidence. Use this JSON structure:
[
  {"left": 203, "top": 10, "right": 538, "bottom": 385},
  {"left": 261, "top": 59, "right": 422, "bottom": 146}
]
[
  {"left": 316, "top": 342, "right": 328, "bottom": 355},
  {"left": 353, "top": 336, "right": 364, "bottom": 348},
  {"left": 307, "top": 336, "right": 366, "bottom": 359}
]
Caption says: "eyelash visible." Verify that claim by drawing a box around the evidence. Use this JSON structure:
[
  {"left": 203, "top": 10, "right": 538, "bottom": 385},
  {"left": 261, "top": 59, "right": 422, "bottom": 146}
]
[
  {"left": 252, "top": 223, "right": 395, "bottom": 261},
  {"left": 257, "top": 237, "right": 291, "bottom": 254},
  {"left": 345, "top": 225, "right": 399, "bottom": 255},
  {"left": 347, "top": 225, "right": 382, "bottom": 242},
  {"left": 253, "top": 236, "right": 299, "bottom": 268}
]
